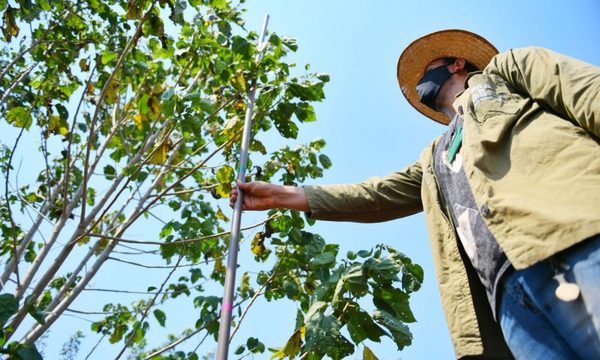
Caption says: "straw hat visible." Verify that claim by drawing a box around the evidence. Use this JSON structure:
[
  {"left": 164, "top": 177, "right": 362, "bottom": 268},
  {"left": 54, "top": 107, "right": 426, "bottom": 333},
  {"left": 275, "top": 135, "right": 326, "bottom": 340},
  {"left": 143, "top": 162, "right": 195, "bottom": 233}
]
[{"left": 397, "top": 29, "right": 498, "bottom": 125}]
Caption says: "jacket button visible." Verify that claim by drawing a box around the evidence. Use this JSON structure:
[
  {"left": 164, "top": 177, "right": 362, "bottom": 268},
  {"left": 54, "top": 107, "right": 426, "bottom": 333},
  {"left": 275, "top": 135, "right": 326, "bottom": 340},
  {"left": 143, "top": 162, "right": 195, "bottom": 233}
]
[
  {"left": 457, "top": 105, "right": 464, "bottom": 115},
  {"left": 480, "top": 204, "right": 491, "bottom": 217}
]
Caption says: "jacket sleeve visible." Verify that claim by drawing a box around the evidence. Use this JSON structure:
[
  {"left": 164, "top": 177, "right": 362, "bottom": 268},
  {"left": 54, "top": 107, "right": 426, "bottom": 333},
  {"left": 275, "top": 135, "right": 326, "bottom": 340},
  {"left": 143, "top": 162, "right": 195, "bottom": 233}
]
[
  {"left": 487, "top": 47, "right": 600, "bottom": 137},
  {"left": 303, "top": 161, "right": 423, "bottom": 223}
]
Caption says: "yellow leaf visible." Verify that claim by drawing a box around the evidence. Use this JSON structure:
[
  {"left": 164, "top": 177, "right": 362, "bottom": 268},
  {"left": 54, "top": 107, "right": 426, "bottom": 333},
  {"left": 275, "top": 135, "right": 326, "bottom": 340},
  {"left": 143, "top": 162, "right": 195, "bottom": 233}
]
[
  {"left": 86, "top": 83, "right": 96, "bottom": 95},
  {"left": 250, "top": 232, "right": 265, "bottom": 257},
  {"left": 214, "top": 257, "right": 225, "bottom": 274},
  {"left": 235, "top": 99, "right": 245, "bottom": 111},
  {"left": 2, "top": 7, "right": 20, "bottom": 42},
  {"left": 77, "top": 236, "right": 90, "bottom": 246},
  {"left": 48, "top": 115, "right": 69, "bottom": 137},
  {"left": 363, "top": 346, "right": 379, "bottom": 360},
  {"left": 149, "top": 141, "right": 168, "bottom": 164},
  {"left": 133, "top": 113, "right": 145, "bottom": 129},
  {"left": 105, "top": 78, "right": 120, "bottom": 103},
  {"left": 216, "top": 206, "right": 230, "bottom": 222},
  {"left": 148, "top": 94, "right": 161, "bottom": 118},
  {"left": 282, "top": 328, "right": 302, "bottom": 357},
  {"left": 233, "top": 70, "right": 246, "bottom": 92},
  {"left": 79, "top": 58, "right": 90, "bottom": 72},
  {"left": 125, "top": 0, "right": 141, "bottom": 19},
  {"left": 269, "top": 350, "right": 285, "bottom": 360}
]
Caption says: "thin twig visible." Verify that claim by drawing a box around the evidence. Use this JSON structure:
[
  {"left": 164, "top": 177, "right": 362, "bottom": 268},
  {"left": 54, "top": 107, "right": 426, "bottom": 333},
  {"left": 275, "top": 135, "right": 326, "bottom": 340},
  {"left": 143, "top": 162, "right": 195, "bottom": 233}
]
[
  {"left": 62, "top": 61, "right": 97, "bottom": 219},
  {"left": 114, "top": 249, "right": 186, "bottom": 359},
  {"left": 143, "top": 329, "right": 207, "bottom": 360},
  {"left": 0, "top": 63, "right": 37, "bottom": 107},
  {"left": 4, "top": 127, "right": 25, "bottom": 291},
  {"left": 82, "top": 287, "right": 198, "bottom": 296},
  {"left": 84, "top": 334, "right": 106, "bottom": 360},
  {"left": 142, "top": 297, "right": 251, "bottom": 359},
  {"left": 108, "top": 256, "right": 219, "bottom": 268},
  {"left": 80, "top": 0, "right": 159, "bottom": 223},
  {"left": 229, "top": 269, "right": 279, "bottom": 341},
  {"left": 86, "top": 214, "right": 278, "bottom": 246}
]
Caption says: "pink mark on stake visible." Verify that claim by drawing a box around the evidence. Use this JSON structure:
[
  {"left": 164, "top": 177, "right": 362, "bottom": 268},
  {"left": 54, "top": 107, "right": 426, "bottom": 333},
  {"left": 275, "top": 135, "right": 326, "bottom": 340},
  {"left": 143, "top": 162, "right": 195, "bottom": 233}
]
[{"left": 222, "top": 302, "right": 233, "bottom": 312}]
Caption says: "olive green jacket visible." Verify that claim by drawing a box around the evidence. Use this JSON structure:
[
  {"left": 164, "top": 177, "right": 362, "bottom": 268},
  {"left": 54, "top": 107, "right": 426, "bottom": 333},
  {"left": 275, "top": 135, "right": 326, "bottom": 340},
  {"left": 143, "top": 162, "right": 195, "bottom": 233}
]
[{"left": 304, "top": 47, "right": 600, "bottom": 358}]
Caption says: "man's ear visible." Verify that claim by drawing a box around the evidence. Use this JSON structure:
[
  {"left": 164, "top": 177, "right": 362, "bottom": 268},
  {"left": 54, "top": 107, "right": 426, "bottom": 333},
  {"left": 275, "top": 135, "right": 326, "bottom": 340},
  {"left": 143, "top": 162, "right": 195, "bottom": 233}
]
[{"left": 449, "top": 58, "right": 466, "bottom": 72}]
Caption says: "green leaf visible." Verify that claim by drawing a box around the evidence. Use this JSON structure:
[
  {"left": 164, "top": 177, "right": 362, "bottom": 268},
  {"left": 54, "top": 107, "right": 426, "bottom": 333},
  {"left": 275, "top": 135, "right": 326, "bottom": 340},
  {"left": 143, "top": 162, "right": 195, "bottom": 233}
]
[
  {"left": 310, "top": 252, "right": 335, "bottom": 266},
  {"left": 190, "top": 268, "right": 203, "bottom": 283},
  {"left": 232, "top": 35, "right": 251, "bottom": 59},
  {"left": 318, "top": 154, "right": 332, "bottom": 169},
  {"left": 373, "top": 286, "right": 416, "bottom": 323},
  {"left": 24, "top": 296, "right": 45, "bottom": 325},
  {"left": 15, "top": 343, "right": 43, "bottom": 360},
  {"left": 345, "top": 304, "right": 387, "bottom": 344},
  {"left": 103, "top": 165, "right": 116, "bottom": 179},
  {"left": 38, "top": 0, "right": 51, "bottom": 11},
  {"left": 281, "top": 36, "right": 298, "bottom": 51},
  {"left": 234, "top": 345, "right": 245, "bottom": 355},
  {"left": 373, "top": 310, "right": 413, "bottom": 350},
  {"left": 0, "top": 293, "right": 18, "bottom": 326},
  {"left": 401, "top": 259, "right": 424, "bottom": 294},
  {"left": 273, "top": 119, "right": 298, "bottom": 139},
  {"left": 246, "top": 336, "right": 264, "bottom": 353},
  {"left": 101, "top": 50, "right": 117, "bottom": 64},
  {"left": 304, "top": 312, "right": 354, "bottom": 358},
  {"left": 153, "top": 309, "right": 166, "bottom": 327},
  {"left": 363, "top": 257, "right": 402, "bottom": 284},
  {"left": 6, "top": 106, "right": 33, "bottom": 129},
  {"left": 287, "top": 81, "right": 325, "bottom": 102}
]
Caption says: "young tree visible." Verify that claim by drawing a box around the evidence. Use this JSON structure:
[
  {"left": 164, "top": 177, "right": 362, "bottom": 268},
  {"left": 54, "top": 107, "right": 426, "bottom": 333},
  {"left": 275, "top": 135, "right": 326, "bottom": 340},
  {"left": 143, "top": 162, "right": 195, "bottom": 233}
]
[{"left": 0, "top": 1, "right": 423, "bottom": 359}]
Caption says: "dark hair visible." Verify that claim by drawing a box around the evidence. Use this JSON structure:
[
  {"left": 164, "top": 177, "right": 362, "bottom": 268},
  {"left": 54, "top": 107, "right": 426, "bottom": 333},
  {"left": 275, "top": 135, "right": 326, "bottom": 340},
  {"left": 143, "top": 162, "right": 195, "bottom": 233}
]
[{"left": 442, "top": 57, "right": 479, "bottom": 72}]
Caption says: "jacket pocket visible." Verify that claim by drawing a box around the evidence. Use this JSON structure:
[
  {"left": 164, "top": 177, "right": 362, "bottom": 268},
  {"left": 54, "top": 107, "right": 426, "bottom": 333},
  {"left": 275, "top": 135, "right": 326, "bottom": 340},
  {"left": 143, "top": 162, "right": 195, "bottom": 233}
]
[{"left": 468, "top": 75, "right": 520, "bottom": 124}]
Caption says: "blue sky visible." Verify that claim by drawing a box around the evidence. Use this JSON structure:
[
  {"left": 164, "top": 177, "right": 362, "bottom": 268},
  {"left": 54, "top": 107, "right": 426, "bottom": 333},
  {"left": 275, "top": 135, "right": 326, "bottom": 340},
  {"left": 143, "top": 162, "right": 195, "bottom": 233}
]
[
  {"left": 5, "top": 1, "right": 599, "bottom": 359},
  {"left": 232, "top": 1, "right": 600, "bottom": 359}
]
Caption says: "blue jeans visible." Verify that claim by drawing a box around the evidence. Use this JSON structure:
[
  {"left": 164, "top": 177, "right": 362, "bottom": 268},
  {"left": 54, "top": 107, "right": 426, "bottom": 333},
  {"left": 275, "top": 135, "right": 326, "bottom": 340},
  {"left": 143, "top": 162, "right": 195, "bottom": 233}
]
[{"left": 498, "top": 235, "right": 600, "bottom": 359}]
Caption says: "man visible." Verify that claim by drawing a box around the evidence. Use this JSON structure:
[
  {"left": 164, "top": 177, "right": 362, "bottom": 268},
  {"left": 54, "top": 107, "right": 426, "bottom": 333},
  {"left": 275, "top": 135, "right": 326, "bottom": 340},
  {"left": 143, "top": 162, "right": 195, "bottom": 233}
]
[{"left": 229, "top": 30, "right": 600, "bottom": 359}]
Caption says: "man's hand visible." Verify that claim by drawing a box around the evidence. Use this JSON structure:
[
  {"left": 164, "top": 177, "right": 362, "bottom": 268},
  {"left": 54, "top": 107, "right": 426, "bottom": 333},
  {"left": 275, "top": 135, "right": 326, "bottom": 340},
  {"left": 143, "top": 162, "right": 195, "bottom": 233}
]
[{"left": 229, "top": 181, "right": 310, "bottom": 212}]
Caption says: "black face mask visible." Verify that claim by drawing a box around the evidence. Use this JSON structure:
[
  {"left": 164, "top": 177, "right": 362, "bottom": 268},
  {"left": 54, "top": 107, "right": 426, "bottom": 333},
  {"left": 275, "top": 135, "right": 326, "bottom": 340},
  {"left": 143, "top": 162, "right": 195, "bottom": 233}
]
[{"left": 416, "top": 64, "right": 454, "bottom": 111}]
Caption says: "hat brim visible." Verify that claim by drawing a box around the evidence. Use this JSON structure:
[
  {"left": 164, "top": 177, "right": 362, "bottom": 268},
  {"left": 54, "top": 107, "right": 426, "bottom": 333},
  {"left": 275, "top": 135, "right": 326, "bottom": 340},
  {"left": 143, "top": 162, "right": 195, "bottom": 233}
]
[{"left": 397, "top": 29, "right": 499, "bottom": 125}]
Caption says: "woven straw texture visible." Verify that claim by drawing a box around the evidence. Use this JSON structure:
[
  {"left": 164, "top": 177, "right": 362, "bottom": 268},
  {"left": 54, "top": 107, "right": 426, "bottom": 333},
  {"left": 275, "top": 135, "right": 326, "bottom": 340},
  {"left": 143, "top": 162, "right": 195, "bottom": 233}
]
[{"left": 397, "top": 29, "right": 498, "bottom": 124}]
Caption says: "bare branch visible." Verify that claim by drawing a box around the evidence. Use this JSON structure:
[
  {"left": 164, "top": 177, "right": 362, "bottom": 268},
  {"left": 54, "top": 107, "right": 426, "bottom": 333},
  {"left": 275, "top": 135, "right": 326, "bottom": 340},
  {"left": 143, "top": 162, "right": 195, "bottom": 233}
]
[
  {"left": 80, "top": 0, "right": 159, "bottom": 223},
  {"left": 0, "top": 62, "right": 37, "bottom": 109},
  {"left": 108, "top": 256, "right": 220, "bottom": 268},
  {"left": 229, "top": 269, "right": 279, "bottom": 341},
  {"left": 143, "top": 330, "right": 208, "bottom": 360},
  {"left": 86, "top": 213, "right": 278, "bottom": 246},
  {"left": 0, "top": 4, "right": 73, "bottom": 83},
  {"left": 84, "top": 334, "right": 106, "bottom": 360},
  {"left": 114, "top": 250, "right": 186, "bottom": 359},
  {"left": 62, "top": 61, "right": 97, "bottom": 219},
  {"left": 3, "top": 127, "right": 26, "bottom": 292},
  {"left": 82, "top": 287, "right": 199, "bottom": 296},
  {"left": 21, "top": 134, "right": 185, "bottom": 344}
]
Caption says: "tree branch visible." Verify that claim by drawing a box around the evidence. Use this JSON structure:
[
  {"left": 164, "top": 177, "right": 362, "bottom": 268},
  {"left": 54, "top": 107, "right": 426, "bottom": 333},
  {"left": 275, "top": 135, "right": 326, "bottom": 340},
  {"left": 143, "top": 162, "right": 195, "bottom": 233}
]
[
  {"left": 114, "top": 249, "right": 186, "bottom": 359},
  {"left": 229, "top": 269, "right": 279, "bottom": 341},
  {"left": 3, "top": 127, "right": 26, "bottom": 292},
  {"left": 86, "top": 214, "right": 279, "bottom": 246}
]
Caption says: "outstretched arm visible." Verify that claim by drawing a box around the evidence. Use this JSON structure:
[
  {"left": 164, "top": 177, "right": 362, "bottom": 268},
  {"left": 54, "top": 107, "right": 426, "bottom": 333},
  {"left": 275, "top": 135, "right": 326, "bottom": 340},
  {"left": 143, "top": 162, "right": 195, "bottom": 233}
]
[{"left": 229, "top": 181, "right": 309, "bottom": 212}]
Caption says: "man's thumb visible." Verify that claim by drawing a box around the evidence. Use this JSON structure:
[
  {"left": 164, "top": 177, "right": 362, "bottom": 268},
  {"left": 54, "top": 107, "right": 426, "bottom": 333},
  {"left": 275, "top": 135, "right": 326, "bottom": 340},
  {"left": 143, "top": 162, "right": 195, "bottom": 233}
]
[{"left": 237, "top": 180, "right": 252, "bottom": 190}]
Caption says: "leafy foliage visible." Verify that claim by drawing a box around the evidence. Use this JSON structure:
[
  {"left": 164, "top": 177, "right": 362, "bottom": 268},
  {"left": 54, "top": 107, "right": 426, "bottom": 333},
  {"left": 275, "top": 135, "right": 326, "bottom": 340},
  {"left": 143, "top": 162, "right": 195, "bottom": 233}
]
[{"left": 0, "top": 0, "right": 423, "bottom": 359}]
